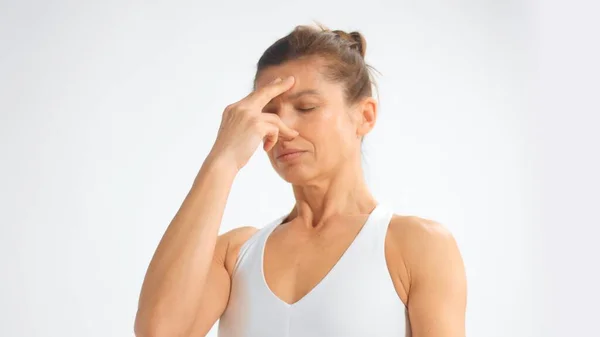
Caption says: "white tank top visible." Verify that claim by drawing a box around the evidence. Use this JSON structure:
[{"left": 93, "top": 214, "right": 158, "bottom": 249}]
[{"left": 218, "top": 203, "right": 411, "bottom": 337}]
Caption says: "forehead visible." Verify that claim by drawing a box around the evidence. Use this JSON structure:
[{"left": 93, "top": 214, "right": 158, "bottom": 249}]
[{"left": 255, "top": 57, "right": 337, "bottom": 94}]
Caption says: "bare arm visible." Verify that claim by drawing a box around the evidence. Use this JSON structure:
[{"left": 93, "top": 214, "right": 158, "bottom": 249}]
[
  {"left": 185, "top": 225, "right": 258, "bottom": 336},
  {"left": 134, "top": 158, "right": 238, "bottom": 337},
  {"left": 404, "top": 219, "right": 467, "bottom": 336},
  {"left": 134, "top": 75, "right": 299, "bottom": 337}
]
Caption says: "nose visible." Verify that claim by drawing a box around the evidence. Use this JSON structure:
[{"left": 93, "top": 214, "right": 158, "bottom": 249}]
[{"left": 277, "top": 107, "right": 298, "bottom": 134}]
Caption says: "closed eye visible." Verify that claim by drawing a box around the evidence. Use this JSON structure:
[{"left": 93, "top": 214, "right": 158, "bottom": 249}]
[{"left": 298, "top": 107, "right": 317, "bottom": 112}]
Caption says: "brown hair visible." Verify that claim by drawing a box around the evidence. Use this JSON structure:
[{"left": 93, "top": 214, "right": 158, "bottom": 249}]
[{"left": 253, "top": 22, "right": 380, "bottom": 106}]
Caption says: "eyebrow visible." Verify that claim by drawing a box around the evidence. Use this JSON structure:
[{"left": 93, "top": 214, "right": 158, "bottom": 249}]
[
  {"left": 287, "top": 89, "right": 322, "bottom": 100},
  {"left": 264, "top": 89, "right": 322, "bottom": 108}
]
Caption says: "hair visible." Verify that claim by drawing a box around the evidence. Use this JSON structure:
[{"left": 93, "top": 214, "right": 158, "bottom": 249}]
[{"left": 253, "top": 22, "right": 380, "bottom": 106}]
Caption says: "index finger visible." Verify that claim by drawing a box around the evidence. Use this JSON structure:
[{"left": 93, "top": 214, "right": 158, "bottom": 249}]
[{"left": 248, "top": 76, "right": 295, "bottom": 109}]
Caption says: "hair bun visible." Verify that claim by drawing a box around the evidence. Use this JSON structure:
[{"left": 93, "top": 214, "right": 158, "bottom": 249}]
[
  {"left": 332, "top": 30, "right": 367, "bottom": 58},
  {"left": 348, "top": 31, "right": 367, "bottom": 58}
]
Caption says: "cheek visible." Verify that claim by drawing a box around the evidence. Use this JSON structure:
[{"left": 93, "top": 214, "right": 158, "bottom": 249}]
[{"left": 303, "top": 109, "right": 355, "bottom": 154}]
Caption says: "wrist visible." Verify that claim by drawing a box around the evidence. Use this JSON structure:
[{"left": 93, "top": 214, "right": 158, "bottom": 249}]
[{"left": 202, "top": 153, "right": 240, "bottom": 177}]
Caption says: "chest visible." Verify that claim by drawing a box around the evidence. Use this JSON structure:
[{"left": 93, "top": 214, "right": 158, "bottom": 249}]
[{"left": 262, "top": 218, "right": 404, "bottom": 306}]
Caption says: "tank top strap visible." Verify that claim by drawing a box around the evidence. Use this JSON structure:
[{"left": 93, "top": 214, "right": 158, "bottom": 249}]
[
  {"left": 370, "top": 202, "right": 395, "bottom": 245},
  {"left": 346, "top": 202, "right": 394, "bottom": 256},
  {"left": 231, "top": 213, "right": 288, "bottom": 276}
]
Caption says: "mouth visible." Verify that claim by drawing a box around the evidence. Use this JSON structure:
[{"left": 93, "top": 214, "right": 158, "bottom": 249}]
[{"left": 276, "top": 150, "right": 306, "bottom": 161}]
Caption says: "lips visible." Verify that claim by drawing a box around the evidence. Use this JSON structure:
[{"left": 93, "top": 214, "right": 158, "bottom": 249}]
[{"left": 276, "top": 149, "right": 305, "bottom": 159}]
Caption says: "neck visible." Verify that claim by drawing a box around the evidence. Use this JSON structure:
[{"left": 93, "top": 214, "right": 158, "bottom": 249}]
[{"left": 288, "top": 160, "right": 376, "bottom": 229}]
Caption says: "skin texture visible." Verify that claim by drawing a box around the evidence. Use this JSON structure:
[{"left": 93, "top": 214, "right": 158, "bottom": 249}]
[{"left": 135, "top": 55, "right": 467, "bottom": 337}]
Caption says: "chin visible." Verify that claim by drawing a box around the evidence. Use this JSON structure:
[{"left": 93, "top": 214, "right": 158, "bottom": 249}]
[{"left": 275, "top": 166, "right": 315, "bottom": 185}]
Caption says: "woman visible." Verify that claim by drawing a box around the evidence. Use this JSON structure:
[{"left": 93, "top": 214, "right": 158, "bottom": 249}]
[{"left": 134, "top": 24, "right": 467, "bottom": 337}]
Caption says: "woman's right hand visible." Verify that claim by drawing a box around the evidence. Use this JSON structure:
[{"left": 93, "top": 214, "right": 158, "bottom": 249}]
[{"left": 207, "top": 76, "right": 299, "bottom": 171}]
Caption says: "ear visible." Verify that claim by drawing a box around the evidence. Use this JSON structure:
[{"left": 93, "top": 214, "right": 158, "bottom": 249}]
[{"left": 355, "top": 97, "right": 377, "bottom": 138}]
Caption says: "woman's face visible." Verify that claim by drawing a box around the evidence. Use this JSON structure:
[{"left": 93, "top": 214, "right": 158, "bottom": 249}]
[{"left": 254, "top": 56, "right": 376, "bottom": 185}]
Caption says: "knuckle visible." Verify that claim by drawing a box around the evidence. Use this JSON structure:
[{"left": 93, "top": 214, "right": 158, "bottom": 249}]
[
  {"left": 261, "top": 113, "right": 274, "bottom": 122},
  {"left": 224, "top": 102, "right": 237, "bottom": 111},
  {"left": 233, "top": 104, "right": 251, "bottom": 115},
  {"left": 262, "top": 122, "right": 275, "bottom": 133},
  {"left": 249, "top": 118, "right": 264, "bottom": 132},
  {"left": 265, "top": 113, "right": 281, "bottom": 123},
  {"left": 223, "top": 104, "right": 240, "bottom": 116}
]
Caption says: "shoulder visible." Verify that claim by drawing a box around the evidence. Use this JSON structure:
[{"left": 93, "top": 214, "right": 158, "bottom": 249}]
[
  {"left": 386, "top": 214, "right": 464, "bottom": 290},
  {"left": 219, "top": 225, "right": 260, "bottom": 245},
  {"left": 216, "top": 226, "right": 260, "bottom": 273},
  {"left": 387, "top": 214, "right": 456, "bottom": 249}
]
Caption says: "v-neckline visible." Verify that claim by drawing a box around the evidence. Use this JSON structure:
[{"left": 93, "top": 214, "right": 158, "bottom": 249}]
[{"left": 260, "top": 203, "right": 383, "bottom": 307}]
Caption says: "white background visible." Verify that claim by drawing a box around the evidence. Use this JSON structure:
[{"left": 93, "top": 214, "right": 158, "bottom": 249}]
[{"left": 0, "top": 1, "right": 597, "bottom": 336}]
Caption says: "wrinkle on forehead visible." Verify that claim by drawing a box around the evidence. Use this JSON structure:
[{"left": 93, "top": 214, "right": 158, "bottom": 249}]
[{"left": 254, "top": 56, "right": 329, "bottom": 90}]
